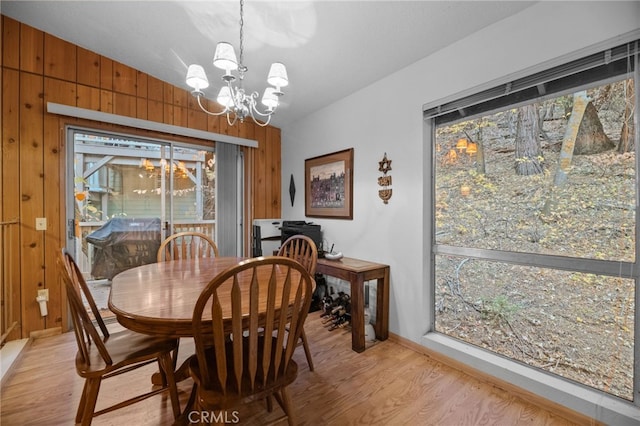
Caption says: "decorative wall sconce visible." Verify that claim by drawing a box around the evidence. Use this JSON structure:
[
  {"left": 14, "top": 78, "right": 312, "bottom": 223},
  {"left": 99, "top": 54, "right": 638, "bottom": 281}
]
[{"left": 378, "top": 153, "right": 392, "bottom": 204}]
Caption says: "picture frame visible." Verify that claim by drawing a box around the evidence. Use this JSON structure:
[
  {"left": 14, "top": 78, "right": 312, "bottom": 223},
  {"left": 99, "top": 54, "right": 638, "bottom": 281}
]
[{"left": 305, "top": 148, "right": 354, "bottom": 219}]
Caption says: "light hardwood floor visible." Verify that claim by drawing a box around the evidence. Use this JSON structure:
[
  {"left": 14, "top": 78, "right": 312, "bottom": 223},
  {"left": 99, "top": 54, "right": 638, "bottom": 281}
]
[{"left": 1, "top": 312, "right": 584, "bottom": 425}]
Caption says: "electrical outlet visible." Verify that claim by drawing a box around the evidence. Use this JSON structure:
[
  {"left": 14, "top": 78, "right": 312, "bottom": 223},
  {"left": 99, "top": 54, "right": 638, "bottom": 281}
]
[
  {"left": 37, "top": 289, "right": 49, "bottom": 301},
  {"left": 35, "top": 217, "right": 47, "bottom": 231}
]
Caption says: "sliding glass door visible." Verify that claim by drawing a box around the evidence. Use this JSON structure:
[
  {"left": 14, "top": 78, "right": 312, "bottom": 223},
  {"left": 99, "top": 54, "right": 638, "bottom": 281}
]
[{"left": 65, "top": 128, "right": 219, "bottom": 314}]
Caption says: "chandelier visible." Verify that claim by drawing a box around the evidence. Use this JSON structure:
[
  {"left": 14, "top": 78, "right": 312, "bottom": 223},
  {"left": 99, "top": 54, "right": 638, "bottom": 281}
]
[{"left": 185, "top": 0, "right": 288, "bottom": 127}]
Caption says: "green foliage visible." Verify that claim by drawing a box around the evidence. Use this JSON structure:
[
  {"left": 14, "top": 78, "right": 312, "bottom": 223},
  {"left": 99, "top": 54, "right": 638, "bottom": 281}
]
[{"left": 481, "top": 294, "right": 519, "bottom": 323}]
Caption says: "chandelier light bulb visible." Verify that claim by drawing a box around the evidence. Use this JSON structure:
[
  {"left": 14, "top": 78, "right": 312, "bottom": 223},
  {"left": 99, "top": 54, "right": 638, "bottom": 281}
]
[
  {"left": 216, "top": 86, "right": 234, "bottom": 108},
  {"left": 267, "top": 63, "right": 288, "bottom": 90},
  {"left": 261, "top": 87, "right": 279, "bottom": 109},
  {"left": 186, "top": 64, "right": 209, "bottom": 91},
  {"left": 213, "top": 42, "right": 238, "bottom": 73}
]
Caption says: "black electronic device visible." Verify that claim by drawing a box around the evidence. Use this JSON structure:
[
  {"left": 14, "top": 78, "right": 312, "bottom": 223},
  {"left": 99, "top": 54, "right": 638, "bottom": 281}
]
[{"left": 280, "top": 220, "right": 323, "bottom": 255}]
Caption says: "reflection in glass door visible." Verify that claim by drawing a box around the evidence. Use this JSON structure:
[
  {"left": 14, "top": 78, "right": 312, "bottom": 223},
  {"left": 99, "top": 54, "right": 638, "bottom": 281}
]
[{"left": 66, "top": 129, "right": 216, "bottom": 316}]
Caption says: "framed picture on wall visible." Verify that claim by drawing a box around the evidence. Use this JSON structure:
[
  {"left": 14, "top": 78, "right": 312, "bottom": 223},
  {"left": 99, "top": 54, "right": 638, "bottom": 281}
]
[{"left": 305, "top": 148, "right": 354, "bottom": 219}]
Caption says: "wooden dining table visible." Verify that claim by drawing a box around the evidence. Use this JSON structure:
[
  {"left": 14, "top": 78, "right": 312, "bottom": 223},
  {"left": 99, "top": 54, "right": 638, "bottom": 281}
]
[
  {"left": 108, "top": 256, "right": 305, "bottom": 383},
  {"left": 109, "top": 256, "right": 248, "bottom": 338},
  {"left": 109, "top": 255, "right": 312, "bottom": 335}
]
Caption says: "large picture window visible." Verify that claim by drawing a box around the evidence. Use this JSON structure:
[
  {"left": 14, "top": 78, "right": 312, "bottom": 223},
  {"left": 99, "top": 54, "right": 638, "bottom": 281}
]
[{"left": 428, "top": 41, "right": 638, "bottom": 404}]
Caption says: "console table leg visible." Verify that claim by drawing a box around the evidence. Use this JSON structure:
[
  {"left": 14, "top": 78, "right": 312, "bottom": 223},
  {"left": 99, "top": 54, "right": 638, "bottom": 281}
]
[
  {"left": 350, "top": 274, "right": 365, "bottom": 353},
  {"left": 375, "top": 267, "right": 390, "bottom": 341}
]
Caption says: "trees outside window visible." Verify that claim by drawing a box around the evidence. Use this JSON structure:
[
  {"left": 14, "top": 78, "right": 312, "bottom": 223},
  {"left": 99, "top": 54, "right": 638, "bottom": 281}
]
[{"left": 433, "top": 77, "right": 636, "bottom": 401}]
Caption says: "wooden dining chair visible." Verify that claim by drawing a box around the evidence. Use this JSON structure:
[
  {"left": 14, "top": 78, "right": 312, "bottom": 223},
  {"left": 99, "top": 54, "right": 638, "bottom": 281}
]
[
  {"left": 186, "top": 256, "right": 314, "bottom": 425},
  {"left": 157, "top": 231, "right": 219, "bottom": 262},
  {"left": 60, "top": 249, "right": 181, "bottom": 425},
  {"left": 156, "top": 231, "right": 219, "bottom": 371},
  {"left": 277, "top": 235, "right": 318, "bottom": 371}
]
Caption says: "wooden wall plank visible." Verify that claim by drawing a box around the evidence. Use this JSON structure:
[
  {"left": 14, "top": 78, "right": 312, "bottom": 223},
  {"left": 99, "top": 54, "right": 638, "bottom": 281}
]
[
  {"left": 44, "top": 76, "right": 76, "bottom": 105},
  {"left": 19, "top": 23, "right": 43, "bottom": 74},
  {"left": 173, "top": 106, "right": 188, "bottom": 128},
  {"left": 163, "top": 102, "right": 174, "bottom": 125},
  {"left": 76, "top": 84, "right": 100, "bottom": 110},
  {"left": 76, "top": 47, "right": 100, "bottom": 88},
  {"left": 136, "top": 97, "right": 148, "bottom": 120},
  {"left": 113, "top": 61, "right": 136, "bottom": 95},
  {"left": 44, "top": 34, "right": 76, "bottom": 81},
  {"left": 147, "top": 75, "right": 163, "bottom": 101},
  {"left": 100, "top": 57, "right": 113, "bottom": 91},
  {"left": 194, "top": 97, "right": 225, "bottom": 134},
  {"left": 253, "top": 125, "right": 267, "bottom": 217},
  {"left": 19, "top": 72, "right": 45, "bottom": 335},
  {"left": 163, "top": 82, "right": 173, "bottom": 105},
  {"left": 147, "top": 99, "right": 163, "bottom": 122},
  {"left": 43, "top": 77, "right": 73, "bottom": 329},
  {"left": 266, "top": 126, "right": 281, "bottom": 216},
  {"left": 220, "top": 117, "right": 240, "bottom": 137},
  {"left": 237, "top": 120, "right": 256, "bottom": 142},
  {"left": 136, "top": 71, "right": 147, "bottom": 98},
  {"left": 100, "top": 89, "right": 113, "bottom": 113},
  {"left": 113, "top": 92, "right": 136, "bottom": 117},
  {"left": 208, "top": 114, "right": 222, "bottom": 134},
  {"left": 2, "top": 68, "right": 23, "bottom": 340},
  {"left": 187, "top": 108, "right": 207, "bottom": 131},
  {"left": 2, "top": 17, "right": 20, "bottom": 69},
  {"left": 173, "top": 86, "right": 188, "bottom": 108}
]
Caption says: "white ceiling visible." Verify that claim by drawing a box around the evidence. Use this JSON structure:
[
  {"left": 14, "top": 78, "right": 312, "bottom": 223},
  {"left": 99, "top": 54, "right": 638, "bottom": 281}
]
[{"left": 1, "top": 1, "right": 536, "bottom": 128}]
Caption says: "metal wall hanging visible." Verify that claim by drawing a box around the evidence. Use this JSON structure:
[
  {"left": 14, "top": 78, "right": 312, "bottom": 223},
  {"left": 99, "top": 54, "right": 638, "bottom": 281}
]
[
  {"left": 378, "top": 153, "right": 392, "bottom": 204},
  {"left": 289, "top": 174, "right": 296, "bottom": 206}
]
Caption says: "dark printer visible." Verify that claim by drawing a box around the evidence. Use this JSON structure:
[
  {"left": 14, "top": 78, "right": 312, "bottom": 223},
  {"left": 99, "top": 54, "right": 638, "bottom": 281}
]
[{"left": 280, "top": 221, "right": 323, "bottom": 255}]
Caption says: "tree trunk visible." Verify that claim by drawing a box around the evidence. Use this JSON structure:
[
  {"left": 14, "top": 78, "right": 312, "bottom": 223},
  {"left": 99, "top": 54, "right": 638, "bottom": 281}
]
[
  {"left": 466, "top": 128, "right": 486, "bottom": 175},
  {"left": 476, "top": 139, "right": 486, "bottom": 175},
  {"left": 542, "top": 91, "right": 594, "bottom": 216},
  {"left": 618, "top": 79, "right": 636, "bottom": 153},
  {"left": 515, "top": 104, "right": 544, "bottom": 176},
  {"left": 552, "top": 91, "right": 587, "bottom": 187},
  {"left": 573, "top": 101, "right": 614, "bottom": 154}
]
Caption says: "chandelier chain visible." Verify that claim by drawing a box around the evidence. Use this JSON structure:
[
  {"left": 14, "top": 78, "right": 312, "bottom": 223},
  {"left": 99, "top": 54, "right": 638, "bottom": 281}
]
[{"left": 239, "top": 0, "right": 245, "bottom": 72}]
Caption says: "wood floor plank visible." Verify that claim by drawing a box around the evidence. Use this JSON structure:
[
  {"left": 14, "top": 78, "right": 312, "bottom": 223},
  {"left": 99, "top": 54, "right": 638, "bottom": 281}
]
[{"left": 1, "top": 313, "right": 583, "bottom": 425}]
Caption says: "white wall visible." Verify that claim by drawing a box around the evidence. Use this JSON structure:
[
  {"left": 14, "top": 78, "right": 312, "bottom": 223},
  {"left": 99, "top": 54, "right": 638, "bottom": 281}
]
[{"left": 281, "top": 1, "right": 640, "bottom": 344}]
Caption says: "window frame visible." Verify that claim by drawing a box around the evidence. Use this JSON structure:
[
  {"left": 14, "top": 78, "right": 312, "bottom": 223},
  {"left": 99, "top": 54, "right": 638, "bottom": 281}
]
[{"left": 423, "top": 39, "right": 640, "bottom": 423}]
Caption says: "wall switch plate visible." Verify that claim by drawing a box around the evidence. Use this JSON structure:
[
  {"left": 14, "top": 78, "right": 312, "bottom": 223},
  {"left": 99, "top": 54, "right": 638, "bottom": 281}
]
[
  {"left": 37, "top": 289, "right": 49, "bottom": 301},
  {"left": 36, "top": 217, "right": 47, "bottom": 231}
]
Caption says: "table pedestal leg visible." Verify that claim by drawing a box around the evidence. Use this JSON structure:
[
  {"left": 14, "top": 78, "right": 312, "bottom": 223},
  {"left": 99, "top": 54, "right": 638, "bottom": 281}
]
[{"left": 152, "top": 358, "right": 191, "bottom": 385}]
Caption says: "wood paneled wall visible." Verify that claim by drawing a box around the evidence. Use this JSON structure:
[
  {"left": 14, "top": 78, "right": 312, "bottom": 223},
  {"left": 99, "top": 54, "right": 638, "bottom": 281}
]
[{"left": 0, "top": 16, "right": 282, "bottom": 340}]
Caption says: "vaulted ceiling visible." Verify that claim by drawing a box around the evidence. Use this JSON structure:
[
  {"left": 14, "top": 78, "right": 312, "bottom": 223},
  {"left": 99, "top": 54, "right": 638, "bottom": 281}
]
[{"left": 2, "top": 1, "right": 536, "bottom": 128}]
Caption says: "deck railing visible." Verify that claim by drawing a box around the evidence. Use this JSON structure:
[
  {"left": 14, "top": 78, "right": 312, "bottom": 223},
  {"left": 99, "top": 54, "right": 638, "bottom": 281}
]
[{"left": 1, "top": 220, "right": 19, "bottom": 347}]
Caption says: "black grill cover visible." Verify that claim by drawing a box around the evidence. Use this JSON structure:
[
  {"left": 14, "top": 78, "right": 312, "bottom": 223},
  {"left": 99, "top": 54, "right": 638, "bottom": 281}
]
[{"left": 86, "top": 218, "right": 161, "bottom": 280}]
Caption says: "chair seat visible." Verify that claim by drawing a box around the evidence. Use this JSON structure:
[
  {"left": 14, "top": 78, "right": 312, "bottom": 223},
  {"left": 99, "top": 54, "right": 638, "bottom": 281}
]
[
  {"left": 187, "top": 336, "right": 299, "bottom": 409},
  {"left": 76, "top": 329, "right": 178, "bottom": 378}
]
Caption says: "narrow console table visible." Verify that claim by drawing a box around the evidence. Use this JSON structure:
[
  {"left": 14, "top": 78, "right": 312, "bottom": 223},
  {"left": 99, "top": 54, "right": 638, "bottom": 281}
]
[{"left": 316, "top": 256, "right": 390, "bottom": 353}]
